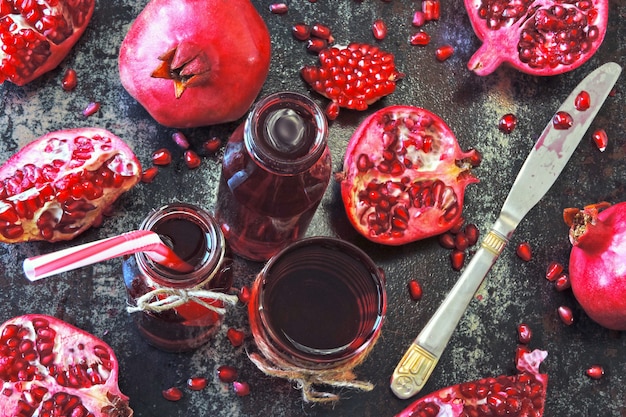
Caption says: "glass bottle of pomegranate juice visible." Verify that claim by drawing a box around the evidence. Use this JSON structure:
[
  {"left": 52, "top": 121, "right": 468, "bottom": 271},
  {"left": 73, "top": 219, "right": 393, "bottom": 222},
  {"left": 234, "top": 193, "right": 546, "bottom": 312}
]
[
  {"left": 123, "top": 203, "right": 233, "bottom": 352},
  {"left": 215, "top": 91, "right": 331, "bottom": 261}
]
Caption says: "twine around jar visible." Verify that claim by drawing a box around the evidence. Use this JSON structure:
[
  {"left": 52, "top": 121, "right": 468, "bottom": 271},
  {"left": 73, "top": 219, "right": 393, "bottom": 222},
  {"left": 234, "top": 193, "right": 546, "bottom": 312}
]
[{"left": 248, "top": 323, "right": 381, "bottom": 403}]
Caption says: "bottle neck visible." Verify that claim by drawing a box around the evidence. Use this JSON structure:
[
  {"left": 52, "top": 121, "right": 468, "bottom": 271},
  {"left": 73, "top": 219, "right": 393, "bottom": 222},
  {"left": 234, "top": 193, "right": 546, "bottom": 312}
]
[{"left": 244, "top": 92, "right": 328, "bottom": 175}]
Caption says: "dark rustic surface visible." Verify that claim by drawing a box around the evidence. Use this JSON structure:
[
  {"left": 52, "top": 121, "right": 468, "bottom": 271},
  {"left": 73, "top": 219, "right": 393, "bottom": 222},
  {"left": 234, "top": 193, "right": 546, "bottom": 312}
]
[{"left": 1, "top": 1, "right": 625, "bottom": 416}]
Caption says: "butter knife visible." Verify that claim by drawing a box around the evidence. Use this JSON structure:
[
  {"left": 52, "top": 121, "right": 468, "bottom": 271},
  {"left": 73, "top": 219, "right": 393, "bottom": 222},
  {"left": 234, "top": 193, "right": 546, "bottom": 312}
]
[{"left": 390, "top": 61, "right": 622, "bottom": 400}]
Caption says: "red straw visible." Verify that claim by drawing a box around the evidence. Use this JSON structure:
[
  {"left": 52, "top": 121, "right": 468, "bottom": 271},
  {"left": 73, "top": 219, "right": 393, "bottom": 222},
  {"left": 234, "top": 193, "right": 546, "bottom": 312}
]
[{"left": 23, "top": 230, "right": 194, "bottom": 281}]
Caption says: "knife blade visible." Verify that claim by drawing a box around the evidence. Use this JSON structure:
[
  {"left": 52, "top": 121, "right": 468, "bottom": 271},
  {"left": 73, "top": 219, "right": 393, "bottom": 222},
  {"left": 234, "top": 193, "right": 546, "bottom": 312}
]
[{"left": 390, "top": 61, "right": 622, "bottom": 400}]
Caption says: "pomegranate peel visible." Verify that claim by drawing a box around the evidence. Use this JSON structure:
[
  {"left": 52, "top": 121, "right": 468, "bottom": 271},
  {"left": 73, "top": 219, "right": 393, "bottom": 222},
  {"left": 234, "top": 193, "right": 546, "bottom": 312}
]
[
  {"left": 0, "top": 0, "right": 95, "bottom": 86},
  {"left": 465, "top": 0, "right": 608, "bottom": 76},
  {"left": 565, "top": 201, "right": 626, "bottom": 330},
  {"left": 0, "top": 127, "right": 141, "bottom": 243},
  {"left": 340, "top": 105, "right": 479, "bottom": 245},
  {"left": 395, "top": 349, "right": 548, "bottom": 417},
  {"left": 0, "top": 314, "right": 132, "bottom": 417}
]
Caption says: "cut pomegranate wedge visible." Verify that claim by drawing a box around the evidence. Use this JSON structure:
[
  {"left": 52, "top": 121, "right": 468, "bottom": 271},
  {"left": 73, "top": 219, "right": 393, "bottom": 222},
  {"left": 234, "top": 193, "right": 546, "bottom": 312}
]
[{"left": 396, "top": 349, "right": 548, "bottom": 417}]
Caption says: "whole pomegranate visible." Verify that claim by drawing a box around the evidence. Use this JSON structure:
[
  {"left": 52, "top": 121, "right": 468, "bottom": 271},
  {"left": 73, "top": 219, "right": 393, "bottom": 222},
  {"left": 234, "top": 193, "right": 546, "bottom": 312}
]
[
  {"left": 118, "top": 0, "right": 271, "bottom": 128},
  {"left": 464, "top": 0, "right": 608, "bottom": 76},
  {"left": 339, "top": 105, "right": 480, "bottom": 245},
  {"left": 0, "top": 314, "right": 132, "bottom": 416},
  {"left": 0, "top": 0, "right": 95, "bottom": 86},
  {"left": 396, "top": 349, "right": 548, "bottom": 417},
  {"left": 0, "top": 127, "right": 141, "bottom": 243},
  {"left": 565, "top": 201, "right": 626, "bottom": 330}
]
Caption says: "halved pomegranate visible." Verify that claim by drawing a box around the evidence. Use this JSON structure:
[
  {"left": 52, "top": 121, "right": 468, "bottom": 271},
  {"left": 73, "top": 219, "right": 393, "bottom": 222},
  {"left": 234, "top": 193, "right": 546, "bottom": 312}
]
[
  {"left": 0, "top": 0, "right": 95, "bottom": 86},
  {"left": 339, "top": 106, "right": 479, "bottom": 245},
  {"left": 396, "top": 349, "right": 548, "bottom": 417},
  {"left": 0, "top": 314, "right": 132, "bottom": 416},
  {"left": 465, "top": 0, "right": 608, "bottom": 76},
  {"left": 0, "top": 127, "right": 141, "bottom": 243}
]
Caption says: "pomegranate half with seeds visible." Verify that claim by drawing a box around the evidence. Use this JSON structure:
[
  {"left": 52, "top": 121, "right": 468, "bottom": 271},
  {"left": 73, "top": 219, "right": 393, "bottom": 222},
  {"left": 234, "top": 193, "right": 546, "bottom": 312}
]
[
  {"left": 339, "top": 105, "right": 479, "bottom": 245},
  {"left": 0, "top": 127, "right": 141, "bottom": 243},
  {"left": 0, "top": 0, "right": 95, "bottom": 86},
  {"left": 465, "top": 0, "right": 608, "bottom": 76},
  {"left": 0, "top": 314, "right": 132, "bottom": 416},
  {"left": 118, "top": 0, "right": 271, "bottom": 128}
]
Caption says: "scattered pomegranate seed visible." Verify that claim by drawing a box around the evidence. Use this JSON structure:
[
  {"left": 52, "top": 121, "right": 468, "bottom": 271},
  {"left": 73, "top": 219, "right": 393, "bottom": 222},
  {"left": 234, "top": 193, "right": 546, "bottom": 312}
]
[
  {"left": 184, "top": 150, "right": 202, "bottom": 169},
  {"left": 454, "top": 233, "right": 469, "bottom": 251},
  {"left": 558, "top": 305, "right": 574, "bottom": 325},
  {"left": 310, "top": 23, "right": 332, "bottom": 40},
  {"left": 82, "top": 101, "right": 101, "bottom": 117},
  {"left": 422, "top": 0, "right": 441, "bottom": 20},
  {"left": 325, "top": 101, "right": 340, "bottom": 120},
  {"left": 435, "top": 45, "right": 454, "bottom": 61},
  {"left": 464, "top": 224, "right": 479, "bottom": 246},
  {"left": 545, "top": 261, "right": 564, "bottom": 281},
  {"left": 187, "top": 377, "right": 208, "bottom": 391},
  {"left": 554, "top": 273, "right": 571, "bottom": 291},
  {"left": 217, "top": 365, "right": 238, "bottom": 383},
  {"left": 517, "top": 323, "right": 532, "bottom": 344},
  {"left": 162, "top": 387, "right": 183, "bottom": 401},
  {"left": 574, "top": 90, "right": 591, "bottom": 111},
  {"left": 516, "top": 242, "right": 532, "bottom": 262},
  {"left": 269, "top": 3, "right": 288, "bottom": 14},
  {"left": 61, "top": 68, "right": 77, "bottom": 91},
  {"left": 306, "top": 38, "right": 327, "bottom": 54},
  {"left": 372, "top": 19, "right": 388, "bottom": 40},
  {"left": 292, "top": 23, "right": 310, "bottom": 41},
  {"left": 498, "top": 113, "right": 517, "bottom": 134},
  {"left": 439, "top": 233, "right": 456, "bottom": 249},
  {"left": 202, "top": 137, "right": 222, "bottom": 154},
  {"left": 226, "top": 328, "right": 245, "bottom": 347},
  {"left": 585, "top": 365, "right": 605, "bottom": 380},
  {"left": 171, "top": 131, "right": 190, "bottom": 149},
  {"left": 409, "top": 31, "right": 431, "bottom": 46},
  {"left": 412, "top": 11, "right": 426, "bottom": 27},
  {"left": 591, "top": 128, "right": 608, "bottom": 152},
  {"left": 152, "top": 148, "right": 172, "bottom": 166},
  {"left": 238, "top": 286, "right": 251, "bottom": 304},
  {"left": 141, "top": 166, "right": 159, "bottom": 183},
  {"left": 450, "top": 250, "right": 465, "bottom": 271},
  {"left": 408, "top": 279, "right": 423, "bottom": 301},
  {"left": 552, "top": 111, "right": 573, "bottom": 130},
  {"left": 233, "top": 381, "right": 250, "bottom": 396}
]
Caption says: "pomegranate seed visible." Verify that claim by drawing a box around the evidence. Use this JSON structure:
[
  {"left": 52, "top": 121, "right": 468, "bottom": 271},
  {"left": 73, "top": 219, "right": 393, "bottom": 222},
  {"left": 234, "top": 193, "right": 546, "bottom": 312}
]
[
  {"left": 306, "top": 38, "right": 327, "bottom": 54},
  {"left": 422, "top": 0, "right": 441, "bottom": 20},
  {"left": 450, "top": 216, "right": 466, "bottom": 234},
  {"left": 292, "top": 23, "right": 310, "bottom": 41},
  {"left": 171, "top": 131, "right": 190, "bottom": 149},
  {"left": 435, "top": 45, "right": 454, "bottom": 61},
  {"left": 233, "top": 381, "right": 250, "bottom": 396},
  {"left": 238, "top": 286, "right": 251, "bottom": 304},
  {"left": 184, "top": 150, "right": 202, "bottom": 169},
  {"left": 498, "top": 113, "right": 517, "bottom": 134},
  {"left": 61, "top": 68, "right": 77, "bottom": 91},
  {"left": 516, "top": 242, "right": 532, "bottom": 262},
  {"left": 202, "top": 137, "right": 222, "bottom": 154},
  {"left": 325, "top": 101, "right": 340, "bottom": 120},
  {"left": 217, "top": 365, "right": 238, "bottom": 383},
  {"left": 450, "top": 250, "right": 465, "bottom": 271},
  {"left": 409, "top": 31, "right": 431, "bottom": 46},
  {"left": 372, "top": 19, "right": 387, "bottom": 40},
  {"left": 152, "top": 148, "right": 172, "bottom": 166},
  {"left": 439, "top": 232, "right": 456, "bottom": 249},
  {"left": 412, "top": 11, "right": 426, "bottom": 27},
  {"left": 591, "top": 128, "right": 608, "bottom": 152},
  {"left": 310, "top": 23, "right": 332, "bottom": 40},
  {"left": 162, "top": 387, "right": 183, "bottom": 401},
  {"left": 408, "top": 279, "right": 423, "bottom": 301},
  {"left": 226, "top": 328, "right": 245, "bottom": 347},
  {"left": 464, "top": 224, "right": 479, "bottom": 246},
  {"left": 545, "top": 261, "right": 564, "bottom": 281},
  {"left": 454, "top": 233, "right": 469, "bottom": 251},
  {"left": 187, "top": 377, "right": 208, "bottom": 391},
  {"left": 558, "top": 306, "right": 574, "bottom": 325},
  {"left": 554, "top": 273, "right": 571, "bottom": 291},
  {"left": 141, "top": 167, "right": 159, "bottom": 183},
  {"left": 517, "top": 323, "right": 532, "bottom": 344},
  {"left": 82, "top": 101, "right": 100, "bottom": 117},
  {"left": 574, "top": 90, "right": 591, "bottom": 111},
  {"left": 269, "top": 3, "right": 288, "bottom": 14},
  {"left": 585, "top": 365, "right": 605, "bottom": 380},
  {"left": 552, "top": 111, "right": 573, "bottom": 129}
]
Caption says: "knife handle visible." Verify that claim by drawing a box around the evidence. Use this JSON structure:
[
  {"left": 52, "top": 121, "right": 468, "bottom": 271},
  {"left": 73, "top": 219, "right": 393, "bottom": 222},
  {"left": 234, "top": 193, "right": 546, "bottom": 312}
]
[{"left": 390, "top": 229, "right": 508, "bottom": 399}]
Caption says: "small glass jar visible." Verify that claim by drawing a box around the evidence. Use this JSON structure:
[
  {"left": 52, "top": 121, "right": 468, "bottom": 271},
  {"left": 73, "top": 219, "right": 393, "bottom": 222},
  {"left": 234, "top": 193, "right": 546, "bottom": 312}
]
[
  {"left": 123, "top": 203, "right": 233, "bottom": 352},
  {"left": 214, "top": 91, "right": 332, "bottom": 261}
]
